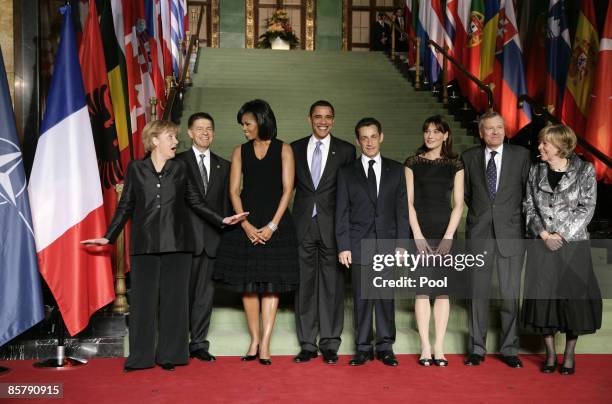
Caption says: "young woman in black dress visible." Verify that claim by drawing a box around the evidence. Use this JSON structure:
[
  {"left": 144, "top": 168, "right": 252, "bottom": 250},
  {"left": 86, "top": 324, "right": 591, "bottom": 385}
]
[
  {"left": 214, "top": 100, "right": 299, "bottom": 365},
  {"left": 404, "top": 115, "right": 464, "bottom": 366}
]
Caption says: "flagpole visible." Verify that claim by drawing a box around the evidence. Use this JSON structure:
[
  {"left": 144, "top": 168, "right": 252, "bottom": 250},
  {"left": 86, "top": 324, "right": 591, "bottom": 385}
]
[{"left": 33, "top": 309, "right": 87, "bottom": 368}]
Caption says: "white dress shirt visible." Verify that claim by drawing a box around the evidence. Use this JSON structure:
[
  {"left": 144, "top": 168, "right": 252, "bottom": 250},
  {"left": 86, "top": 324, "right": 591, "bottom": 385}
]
[
  {"left": 192, "top": 146, "right": 210, "bottom": 182},
  {"left": 484, "top": 143, "right": 503, "bottom": 190},
  {"left": 361, "top": 153, "right": 382, "bottom": 195},
  {"left": 307, "top": 134, "right": 331, "bottom": 181}
]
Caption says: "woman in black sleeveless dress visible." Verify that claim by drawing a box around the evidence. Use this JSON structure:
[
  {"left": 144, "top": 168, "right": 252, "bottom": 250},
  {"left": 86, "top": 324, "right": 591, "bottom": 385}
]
[
  {"left": 404, "top": 115, "right": 464, "bottom": 367},
  {"left": 214, "top": 99, "right": 299, "bottom": 365}
]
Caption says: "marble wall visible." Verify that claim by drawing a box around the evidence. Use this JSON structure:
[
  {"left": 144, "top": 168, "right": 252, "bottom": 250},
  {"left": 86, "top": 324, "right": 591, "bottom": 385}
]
[{"left": 0, "top": 0, "right": 14, "bottom": 101}]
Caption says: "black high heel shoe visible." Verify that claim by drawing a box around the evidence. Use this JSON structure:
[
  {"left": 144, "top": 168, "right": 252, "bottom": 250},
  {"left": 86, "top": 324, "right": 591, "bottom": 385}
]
[
  {"left": 540, "top": 361, "right": 557, "bottom": 373},
  {"left": 418, "top": 357, "right": 433, "bottom": 366},
  {"left": 559, "top": 364, "right": 575, "bottom": 375},
  {"left": 258, "top": 358, "right": 272, "bottom": 365},
  {"left": 241, "top": 345, "right": 259, "bottom": 361}
]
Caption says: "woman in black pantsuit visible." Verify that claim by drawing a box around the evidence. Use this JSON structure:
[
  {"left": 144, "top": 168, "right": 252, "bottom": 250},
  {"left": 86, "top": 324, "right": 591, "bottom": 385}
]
[{"left": 82, "top": 120, "right": 247, "bottom": 372}]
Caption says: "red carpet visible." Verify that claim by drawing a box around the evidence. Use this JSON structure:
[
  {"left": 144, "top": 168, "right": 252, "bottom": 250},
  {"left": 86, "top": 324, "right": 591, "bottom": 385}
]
[{"left": 1, "top": 355, "right": 610, "bottom": 403}]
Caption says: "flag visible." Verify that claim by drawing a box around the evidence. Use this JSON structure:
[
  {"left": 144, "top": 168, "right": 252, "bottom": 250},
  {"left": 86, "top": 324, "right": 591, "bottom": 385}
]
[
  {"left": 170, "top": 0, "right": 188, "bottom": 78},
  {"left": 145, "top": 0, "right": 167, "bottom": 117},
  {"left": 444, "top": 0, "right": 457, "bottom": 81},
  {"left": 418, "top": 0, "right": 446, "bottom": 84},
  {"left": 520, "top": 0, "right": 548, "bottom": 102},
  {"left": 0, "top": 47, "right": 44, "bottom": 347},
  {"left": 160, "top": 0, "right": 174, "bottom": 79},
  {"left": 584, "top": 3, "right": 612, "bottom": 183},
  {"left": 100, "top": 0, "right": 133, "bottom": 168},
  {"left": 448, "top": 0, "right": 471, "bottom": 91},
  {"left": 119, "top": 0, "right": 147, "bottom": 162},
  {"left": 545, "top": 0, "right": 571, "bottom": 116},
  {"left": 479, "top": 0, "right": 500, "bottom": 87},
  {"left": 28, "top": 4, "right": 115, "bottom": 336},
  {"left": 405, "top": 0, "right": 418, "bottom": 64},
  {"left": 79, "top": 0, "right": 125, "bottom": 273},
  {"left": 560, "top": 0, "right": 599, "bottom": 136},
  {"left": 464, "top": 0, "right": 482, "bottom": 108},
  {"left": 493, "top": 0, "right": 531, "bottom": 137}
]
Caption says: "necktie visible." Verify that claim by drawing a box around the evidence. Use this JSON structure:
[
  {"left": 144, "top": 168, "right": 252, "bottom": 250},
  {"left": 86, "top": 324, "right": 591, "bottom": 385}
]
[
  {"left": 199, "top": 153, "right": 209, "bottom": 195},
  {"left": 311, "top": 140, "right": 322, "bottom": 216},
  {"left": 486, "top": 151, "right": 497, "bottom": 200},
  {"left": 368, "top": 159, "right": 377, "bottom": 200}
]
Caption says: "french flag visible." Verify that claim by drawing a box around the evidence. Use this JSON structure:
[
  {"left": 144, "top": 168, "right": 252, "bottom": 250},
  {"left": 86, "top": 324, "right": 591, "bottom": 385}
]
[
  {"left": 418, "top": 0, "right": 446, "bottom": 84},
  {"left": 28, "top": 5, "right": 115, "bottom": 336}
]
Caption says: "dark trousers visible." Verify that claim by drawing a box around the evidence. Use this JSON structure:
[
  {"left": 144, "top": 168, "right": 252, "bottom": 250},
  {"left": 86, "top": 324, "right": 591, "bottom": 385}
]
[
  {"left": 126, "top": 253, "right": 191, "bottom": 368},
  {"left": 295, "top": 216, "right": 345, "bottom": 352},
  {"left": 189, "top": 253, "right": 215, "bottom": 353},
  {"left": 468, "top": 240, "right": 523, "bottom": 356},
  {"left": 352, "top": 264, "right": 395, "bottom": 353}
]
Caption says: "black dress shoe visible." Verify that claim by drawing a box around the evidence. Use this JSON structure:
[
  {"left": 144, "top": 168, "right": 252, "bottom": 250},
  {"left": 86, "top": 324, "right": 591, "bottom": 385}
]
[
  {"left": 293, "top": 350, "right": 318, "bottom": 363},
  {"left": 123, "top": 366, "right": 145, "bottom": 373},
  {"left": 190, "top": 349, "right": 216, "bottom": 362},
  {"left": 464, "top": 354, "right": 485, "bottom": 366},
  {"left": 501, "top": 355, "right": 523, "bottom": 368},
  {"left": 559, "top": 364, "right": 575, "bottom": 375},
  {"left": 377, "top": 351, "right": 399, "bottom": 367},
  {"left": 321, "top": 350, "right": 338, "bottom": 364},
  {"left": 541, "top": 361, "right": 557, "bottom": 373},
  {"left": 259, "top": 358, "right": 272, "bottom": 365},
  {"left": 159, "top": 363, "right": 175, "bottom": 371},
  {"left": 349, "top": 351, "right": 374, "bottom": 366},
  {"left": 241, "top": 346, "right": 259, "bottom": 361}
]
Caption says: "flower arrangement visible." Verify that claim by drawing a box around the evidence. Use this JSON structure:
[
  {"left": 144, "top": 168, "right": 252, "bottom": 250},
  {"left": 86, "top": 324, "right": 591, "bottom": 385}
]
[{"left": 258, "top": 9, "right": 300, "bottom": 49}]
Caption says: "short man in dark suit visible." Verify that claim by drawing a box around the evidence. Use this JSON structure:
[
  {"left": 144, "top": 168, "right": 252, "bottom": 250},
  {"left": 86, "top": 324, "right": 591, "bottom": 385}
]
[
  {"left": 336, "top": 117, "right": 410, "bottom": 366},
  {"left": 176, "top": 112, "right": 231, "bottom": 362},
  {"left": 372, "top": 12, "right": 391, "bottom": 52},
  {"left": 291, "top": 100, "right": 356, "bottom": 364},
  {"left": 461, "top": 111, "right": 531, "bottom": 368}
]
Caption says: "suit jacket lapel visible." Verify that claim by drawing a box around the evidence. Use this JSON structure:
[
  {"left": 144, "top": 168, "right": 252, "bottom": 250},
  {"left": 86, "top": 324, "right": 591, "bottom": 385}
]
[
  {"left": 188, "top": 149, "right": 207, "bottom": 196},
  {"left": 355, "top": 159, "right": 376, "bottom": 205},
  {"left": 207, "top": 152, "right": 220, "bottom": 196},
  {"left": 377, "top": 158, "right": 390, "bottom": 208},
  {"left": 298, "top": 139, "right": 315, "bottom": 191},
  {"left": 318, "top": 136, "right": 337, "bottom": 185},
  {"left": 476, "top": 147, "right": 488, "bottom": 194},
  {"left": 497, "top": 146, "right": 511, "bottom": 194}
]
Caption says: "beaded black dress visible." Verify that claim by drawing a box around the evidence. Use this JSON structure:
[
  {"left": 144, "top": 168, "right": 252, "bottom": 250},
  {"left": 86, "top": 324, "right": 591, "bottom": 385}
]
[{"left": 214, "top": 138, "right": 299, "bottom": 293}]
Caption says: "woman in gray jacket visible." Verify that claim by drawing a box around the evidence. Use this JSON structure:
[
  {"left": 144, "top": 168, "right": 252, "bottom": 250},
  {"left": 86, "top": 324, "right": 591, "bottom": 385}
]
[{"left": 522, "top": 124, "right": 602, "bottom": 376}]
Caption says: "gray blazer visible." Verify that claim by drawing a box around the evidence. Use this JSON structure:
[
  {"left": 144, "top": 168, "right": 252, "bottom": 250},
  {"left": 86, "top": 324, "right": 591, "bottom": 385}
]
[
  {"left": 462, "top": 144, "right": 531, "bottom": 257},
  {"left": 523, "top": 154, "right": 596, "bottom": 241}
]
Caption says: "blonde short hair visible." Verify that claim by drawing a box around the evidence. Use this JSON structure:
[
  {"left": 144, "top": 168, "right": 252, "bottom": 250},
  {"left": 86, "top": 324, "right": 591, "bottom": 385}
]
[
  {"left": 142, "top": 120, "right": 179, "bottom": 152},
  {"left": 538, "top": 124, "right": 577, "bottom": 159}
]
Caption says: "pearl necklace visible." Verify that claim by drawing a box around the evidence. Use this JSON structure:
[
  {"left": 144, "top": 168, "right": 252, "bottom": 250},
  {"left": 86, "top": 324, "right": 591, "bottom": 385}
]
[{"left": 550, "top": 158, "right": 569, "bottom": 172}]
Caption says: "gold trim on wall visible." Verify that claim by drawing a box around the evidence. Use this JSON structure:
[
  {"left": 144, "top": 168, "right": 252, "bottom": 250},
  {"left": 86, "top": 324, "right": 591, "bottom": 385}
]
[
  {"left": 342, "top": 0, "right": 349, "bottom": 51},
  {"left": 246, "top": 0, "right": 255, "bottom": 48},
  {"left": 211, "top": 0, "right": 220, "bottom": 48},
  {"left": 305, "top": 0, "right": 315, "bottom": 51}
]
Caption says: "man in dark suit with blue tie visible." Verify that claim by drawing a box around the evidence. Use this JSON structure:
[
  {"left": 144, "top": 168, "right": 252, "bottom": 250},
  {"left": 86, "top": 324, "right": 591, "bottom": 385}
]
[
  {"left": 291, "top": 101, "right": 356, "bottom": 364},
  {"left": 176, "top": 112, "right": 231, "bottom": 362},
  {"left": 335, "top": 117, "right": 410, "bottom": 366},
  {"left": 461, "top": 111, "right": 531, "bottom": 368}
]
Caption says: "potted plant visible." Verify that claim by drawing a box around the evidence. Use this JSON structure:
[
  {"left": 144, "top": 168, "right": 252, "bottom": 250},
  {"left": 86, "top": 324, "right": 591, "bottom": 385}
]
[{"left": 258, "top": 9, "right": 300, "bottom": 50}]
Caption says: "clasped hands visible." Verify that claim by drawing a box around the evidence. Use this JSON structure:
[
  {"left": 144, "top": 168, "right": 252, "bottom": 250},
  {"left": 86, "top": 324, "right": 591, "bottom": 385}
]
[
  {"left": 242, "top": 220, "right": 275, "bottom": 245},
  {"left": 540, "top": 231, "right": 564, "bottom": 251},
  {"left": 414, "top": 236, "right": 453, "bottom": 256}
]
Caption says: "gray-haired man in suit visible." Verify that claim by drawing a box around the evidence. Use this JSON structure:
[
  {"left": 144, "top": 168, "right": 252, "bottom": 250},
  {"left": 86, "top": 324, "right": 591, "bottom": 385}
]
[{"left": 461, "top": 111, "right": 531, "bottom": 368}]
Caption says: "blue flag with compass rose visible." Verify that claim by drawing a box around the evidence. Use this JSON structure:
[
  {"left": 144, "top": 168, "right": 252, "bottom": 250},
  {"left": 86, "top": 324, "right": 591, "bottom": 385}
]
[{"left": 0, "top": 46, "right": 44, "bottom": 347}]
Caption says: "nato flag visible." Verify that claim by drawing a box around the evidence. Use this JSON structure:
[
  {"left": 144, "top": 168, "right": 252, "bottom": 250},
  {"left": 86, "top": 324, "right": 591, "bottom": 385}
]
[{"left": 0, "top": 47, "right": 44, "bottom": 347}]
